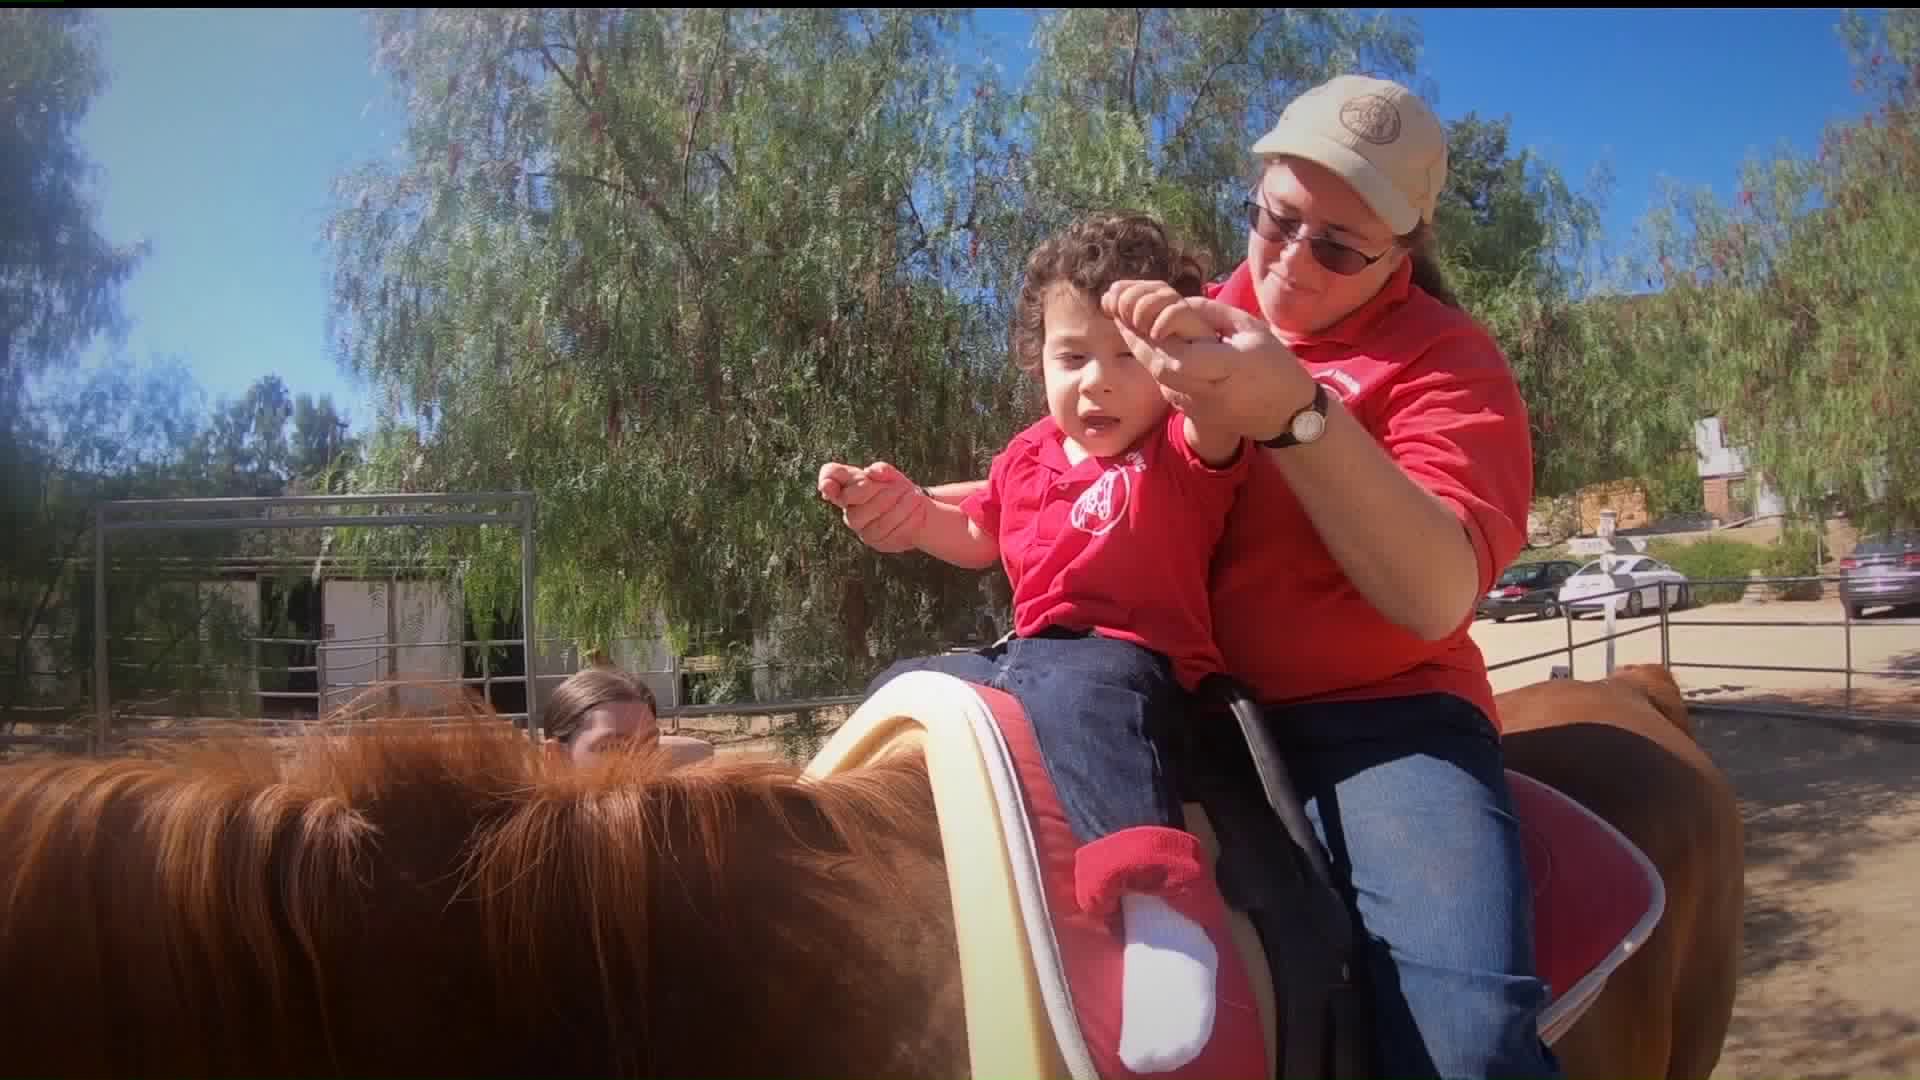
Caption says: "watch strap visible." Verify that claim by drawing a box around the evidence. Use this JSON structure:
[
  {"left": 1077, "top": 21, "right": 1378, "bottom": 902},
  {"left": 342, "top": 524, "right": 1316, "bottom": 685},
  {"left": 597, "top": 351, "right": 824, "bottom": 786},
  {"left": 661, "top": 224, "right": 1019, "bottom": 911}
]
[{"left": 1258, "top": 381, "right": 1329, "bottom": 449}]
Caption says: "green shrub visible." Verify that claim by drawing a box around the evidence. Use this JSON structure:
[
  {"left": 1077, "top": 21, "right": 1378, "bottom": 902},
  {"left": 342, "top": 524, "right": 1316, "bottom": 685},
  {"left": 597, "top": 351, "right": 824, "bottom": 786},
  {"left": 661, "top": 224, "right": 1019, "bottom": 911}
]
[
  {"left": 1764, "top": 527, "right": 1827, "bottom": 600},
  {"left": 1512, "top": 544, "right": 1569, "bottom": 565},
  {"left": 1647, "top": 537, "right": 1770, "bottom": 605}
]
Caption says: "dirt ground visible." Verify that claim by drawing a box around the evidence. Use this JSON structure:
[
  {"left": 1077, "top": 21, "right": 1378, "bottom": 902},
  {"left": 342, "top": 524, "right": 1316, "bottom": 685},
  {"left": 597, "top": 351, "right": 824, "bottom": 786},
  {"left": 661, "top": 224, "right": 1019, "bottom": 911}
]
[{"left": 1688, "top": 707, "right": 1920, "bottom": 1078}]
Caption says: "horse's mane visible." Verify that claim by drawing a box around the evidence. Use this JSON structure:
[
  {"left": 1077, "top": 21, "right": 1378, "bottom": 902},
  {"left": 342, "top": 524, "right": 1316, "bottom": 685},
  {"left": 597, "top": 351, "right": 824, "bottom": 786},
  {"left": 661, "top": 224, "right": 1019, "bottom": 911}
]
[
  {"left": 0, "top": 713, "right": 960, "bottom": 1078},
  {"left": 1607, "top": 663, "right": 1693, "bottom": 738}
]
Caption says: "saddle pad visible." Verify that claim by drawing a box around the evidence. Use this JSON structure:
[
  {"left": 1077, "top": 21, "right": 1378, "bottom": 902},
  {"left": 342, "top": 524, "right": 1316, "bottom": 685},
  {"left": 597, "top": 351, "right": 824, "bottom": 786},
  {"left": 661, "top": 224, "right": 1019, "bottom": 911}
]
[
  {"left": 804, "top": 670, "right": 1270, "bottom": 1080},
  {"left": 1510, "top": 769, "right": 1667, "bottom": 1044}
]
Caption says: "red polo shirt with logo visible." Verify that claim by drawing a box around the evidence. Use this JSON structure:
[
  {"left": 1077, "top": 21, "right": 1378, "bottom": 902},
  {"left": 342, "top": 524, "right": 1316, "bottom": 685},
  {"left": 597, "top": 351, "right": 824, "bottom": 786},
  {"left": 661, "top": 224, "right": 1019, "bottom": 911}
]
[
  {"left": 1203, "top": 258, "right": 1533, "bottom": 727},
  {"left": 962, "top": 410, "right": 1251, "bottom": 692}
]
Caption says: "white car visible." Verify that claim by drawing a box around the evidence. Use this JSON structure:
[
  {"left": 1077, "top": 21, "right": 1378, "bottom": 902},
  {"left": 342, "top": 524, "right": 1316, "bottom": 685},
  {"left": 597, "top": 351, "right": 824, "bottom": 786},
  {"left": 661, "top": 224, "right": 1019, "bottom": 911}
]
[{"left": 1557, "top": 556, "right": 1693, "bottom": 618}]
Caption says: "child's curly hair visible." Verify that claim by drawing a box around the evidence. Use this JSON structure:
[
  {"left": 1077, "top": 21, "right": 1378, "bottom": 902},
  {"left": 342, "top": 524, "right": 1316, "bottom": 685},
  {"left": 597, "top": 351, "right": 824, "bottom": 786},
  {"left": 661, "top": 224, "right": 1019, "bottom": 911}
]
[{"left": 1010, "top": 212, "right": 1211, "bottom": 375}]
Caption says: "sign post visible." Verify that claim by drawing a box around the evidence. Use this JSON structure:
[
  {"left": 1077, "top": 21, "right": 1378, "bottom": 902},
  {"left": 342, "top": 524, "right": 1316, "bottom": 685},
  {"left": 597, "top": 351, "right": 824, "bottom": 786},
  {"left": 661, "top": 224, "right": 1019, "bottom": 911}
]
[{"left": 1599, "top": 511, "right": 1618, "bottom": 675}]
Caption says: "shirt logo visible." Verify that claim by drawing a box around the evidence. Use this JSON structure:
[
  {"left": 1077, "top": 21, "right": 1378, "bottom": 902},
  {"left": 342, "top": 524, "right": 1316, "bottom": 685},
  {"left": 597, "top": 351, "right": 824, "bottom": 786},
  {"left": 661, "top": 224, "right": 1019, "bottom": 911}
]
[
  {"left": 1069, "top": 464, "right": 1132, "bottom": 536},
  {"left": 1321, "top": 370, "right": 1361, "bottom": 401}
]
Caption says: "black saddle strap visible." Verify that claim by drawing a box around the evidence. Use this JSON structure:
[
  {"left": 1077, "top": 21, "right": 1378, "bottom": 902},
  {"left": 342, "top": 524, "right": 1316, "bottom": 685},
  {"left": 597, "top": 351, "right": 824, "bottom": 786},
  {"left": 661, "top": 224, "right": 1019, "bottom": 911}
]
[
  {"left": 1199, "top": 675, "right": 1337, "bottom": 891},
  {"left": 1190, "top": 674, "right": 1370, "bottom": 1080}
]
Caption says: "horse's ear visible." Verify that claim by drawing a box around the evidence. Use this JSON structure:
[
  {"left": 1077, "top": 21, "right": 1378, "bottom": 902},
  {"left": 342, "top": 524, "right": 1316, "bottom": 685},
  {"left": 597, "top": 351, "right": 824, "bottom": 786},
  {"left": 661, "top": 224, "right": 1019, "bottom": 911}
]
[{"left": 1609, "top": 664, "right": 1691, "bottom": 738}]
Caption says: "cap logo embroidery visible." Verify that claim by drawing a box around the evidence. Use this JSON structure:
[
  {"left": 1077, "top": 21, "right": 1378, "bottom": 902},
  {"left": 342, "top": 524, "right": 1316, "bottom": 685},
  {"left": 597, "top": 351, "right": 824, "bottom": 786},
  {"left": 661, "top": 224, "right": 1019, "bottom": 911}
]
[{"left": 1339, "top": 94, "right": 1401, "bottom": 145}]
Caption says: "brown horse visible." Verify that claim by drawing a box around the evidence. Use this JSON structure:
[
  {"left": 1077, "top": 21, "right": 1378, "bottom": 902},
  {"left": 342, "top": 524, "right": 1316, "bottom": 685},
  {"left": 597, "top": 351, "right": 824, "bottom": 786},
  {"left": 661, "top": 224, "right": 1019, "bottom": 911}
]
[
  {"left": 1498, "top": 664, "right": 1745, "bottom": 1080},
  {"left": 0, "top": 719, "right": 968, "bottom": 1079},
  {"left": 0, "top": 665, "right": 1740, "bottom": 1080}
]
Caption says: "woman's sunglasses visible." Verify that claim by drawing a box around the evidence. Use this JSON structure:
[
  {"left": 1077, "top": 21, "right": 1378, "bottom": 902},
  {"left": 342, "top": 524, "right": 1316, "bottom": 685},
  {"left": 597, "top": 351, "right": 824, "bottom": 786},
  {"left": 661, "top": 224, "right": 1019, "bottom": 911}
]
[{"left": 1244, "top": 200, "right": 1391, "bottom": 277}]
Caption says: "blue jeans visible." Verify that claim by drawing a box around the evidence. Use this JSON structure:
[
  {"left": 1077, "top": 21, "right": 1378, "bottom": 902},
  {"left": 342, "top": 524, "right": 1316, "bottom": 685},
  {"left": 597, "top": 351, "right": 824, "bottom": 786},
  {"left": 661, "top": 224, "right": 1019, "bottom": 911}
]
[
  {"left": 865, "top": 629, "right": 1186, "bottom": 844},
  {"left": 1264, "top": 692, "right": 1562, "bottom": 1080}
]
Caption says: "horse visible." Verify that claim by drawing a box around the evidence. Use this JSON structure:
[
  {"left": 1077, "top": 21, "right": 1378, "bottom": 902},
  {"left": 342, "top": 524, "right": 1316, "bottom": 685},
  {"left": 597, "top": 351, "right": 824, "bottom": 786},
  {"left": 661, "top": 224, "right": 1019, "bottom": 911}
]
[
  {"left": 0, "top": 716, "right": 969, "bottom": 1079},
  {"left": 0, "top": 664, "right": 1741, "bottom": 1080},
  {"left": 1497, "top": 663, "right": 1745, "bottom": 1080}
]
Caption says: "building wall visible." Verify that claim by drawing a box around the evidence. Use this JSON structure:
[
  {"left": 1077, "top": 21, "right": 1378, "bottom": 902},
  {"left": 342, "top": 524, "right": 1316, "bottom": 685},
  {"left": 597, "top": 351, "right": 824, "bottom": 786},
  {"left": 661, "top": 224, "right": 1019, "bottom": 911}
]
[
  {"left": 1577, "top": 480, "right": 1651, "bottom": 533},
  {"left": 319, "top": 579, "right": 463, "bottom": 715},
  {"left": 1694, "top": 415, "right": 1786, "bottom": 520},
  {"left": 1703, "top": 475, "right": 1733, "bottom": 523}
]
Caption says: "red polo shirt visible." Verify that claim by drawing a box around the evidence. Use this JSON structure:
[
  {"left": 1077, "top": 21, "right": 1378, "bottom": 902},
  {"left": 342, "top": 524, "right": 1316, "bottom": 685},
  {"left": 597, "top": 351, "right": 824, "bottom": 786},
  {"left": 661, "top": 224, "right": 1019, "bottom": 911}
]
[
  {"left": 1203, "top": 258, "right": 1532, "bottom": 727},
  {"left": 962, "top": 410, "right": 1251, "bottom": 691}
]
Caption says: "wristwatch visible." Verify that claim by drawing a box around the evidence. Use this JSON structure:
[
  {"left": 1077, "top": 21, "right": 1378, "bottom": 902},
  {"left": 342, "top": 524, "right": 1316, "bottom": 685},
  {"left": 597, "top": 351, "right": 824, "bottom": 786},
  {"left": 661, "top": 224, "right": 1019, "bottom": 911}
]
[{"left": 1258, "top": 382, "right": 1330, "bottom": 449}]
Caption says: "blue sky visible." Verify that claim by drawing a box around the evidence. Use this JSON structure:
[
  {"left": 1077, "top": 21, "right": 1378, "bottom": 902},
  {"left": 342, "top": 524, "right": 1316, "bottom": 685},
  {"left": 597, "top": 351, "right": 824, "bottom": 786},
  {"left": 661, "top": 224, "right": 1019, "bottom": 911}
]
[{"left": 73, "top": 8, "right": 1868, "bottom": 429}]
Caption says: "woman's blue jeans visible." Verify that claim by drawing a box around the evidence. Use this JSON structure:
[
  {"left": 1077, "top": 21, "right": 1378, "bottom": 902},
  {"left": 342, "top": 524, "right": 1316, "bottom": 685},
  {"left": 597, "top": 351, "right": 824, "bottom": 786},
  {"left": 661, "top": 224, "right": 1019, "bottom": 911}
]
[{"left": 1264, "top": 691, "right": 1563, "bottom": 1080}]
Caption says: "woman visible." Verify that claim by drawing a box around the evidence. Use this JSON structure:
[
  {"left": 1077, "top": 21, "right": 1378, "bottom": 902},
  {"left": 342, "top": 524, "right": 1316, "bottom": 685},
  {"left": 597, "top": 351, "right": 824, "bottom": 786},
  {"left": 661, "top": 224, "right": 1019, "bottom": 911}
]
[
  {"left": 543, "top": 666, "right": 714, "bottom": 769},
  {"left": 834, "top": 75, "right": 1558, "bottom": 1078}
]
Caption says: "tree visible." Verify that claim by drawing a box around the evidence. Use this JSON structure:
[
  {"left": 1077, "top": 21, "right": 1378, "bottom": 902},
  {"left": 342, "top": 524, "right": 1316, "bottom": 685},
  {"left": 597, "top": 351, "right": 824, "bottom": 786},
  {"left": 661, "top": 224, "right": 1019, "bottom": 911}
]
[
  {"left": 1634, "top": 10, "right": 1920, "bottom": 532},
  {"left": 326, "top": 9, "right": 1029, "bottom": 694},
  {"left": 185, "top": 375, "right": 359, "bottom": 498},
  {"left": 1418, "top": 113, "right": 1695, "bottom": 502},
  {"left": 0, "top": 13, "right": 366, "bottom": 735},
  {"left": 0, "top": 11, "right": 148, "bottom": 413},
  {"left": 0, "top": 359, "right": 264, "bottom": 734}
]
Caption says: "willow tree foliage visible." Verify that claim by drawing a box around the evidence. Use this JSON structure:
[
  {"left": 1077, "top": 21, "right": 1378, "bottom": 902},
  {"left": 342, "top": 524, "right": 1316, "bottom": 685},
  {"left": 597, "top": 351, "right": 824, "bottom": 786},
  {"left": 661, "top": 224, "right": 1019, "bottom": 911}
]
[
  {"left": 327, "top": 9, "right": 1037, "bottom": 692},
  {"left": 1631, "top": 10, "right": 1920, "bottom": 532},
  {"left": 325, "top": 8, "right": 1599, "bottom": 691},
  {"left": 0, "top": 11, "right": 147, "bottom": 409}
]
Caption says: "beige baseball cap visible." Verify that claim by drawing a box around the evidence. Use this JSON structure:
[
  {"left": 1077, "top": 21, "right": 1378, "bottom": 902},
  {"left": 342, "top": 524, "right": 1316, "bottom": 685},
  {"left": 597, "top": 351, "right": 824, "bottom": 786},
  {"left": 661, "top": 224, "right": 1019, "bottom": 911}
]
[{"left": 1251, "top": 74, "right": 1448, "bottom": 235}]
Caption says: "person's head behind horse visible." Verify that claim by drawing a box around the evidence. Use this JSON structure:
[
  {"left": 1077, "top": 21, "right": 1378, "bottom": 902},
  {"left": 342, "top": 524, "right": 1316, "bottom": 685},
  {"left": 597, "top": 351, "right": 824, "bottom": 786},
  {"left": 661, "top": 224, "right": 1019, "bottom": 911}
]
[
  {"left": 543, "top": 664, "right": 661, "bottom": 764},
  {"left": 0, "top": 709, "right": 966, "bottom": 1078}
]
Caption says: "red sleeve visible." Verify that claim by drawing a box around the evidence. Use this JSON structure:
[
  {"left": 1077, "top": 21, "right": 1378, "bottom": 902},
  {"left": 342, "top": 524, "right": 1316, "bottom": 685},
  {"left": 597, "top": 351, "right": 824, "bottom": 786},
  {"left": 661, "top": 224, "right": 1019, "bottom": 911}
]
[
  {"left": 1376, "top": 329, "right": 1533, "bottom": 594},
  {"left": 1162, "top": 410, "right": 1250, "bottom": 542},
  {"left": 1164, "top": 409, "right": 1252, "bottom": 483},
  {"left": 960, "top": 447, "right": 1009, "bottom": 537}
]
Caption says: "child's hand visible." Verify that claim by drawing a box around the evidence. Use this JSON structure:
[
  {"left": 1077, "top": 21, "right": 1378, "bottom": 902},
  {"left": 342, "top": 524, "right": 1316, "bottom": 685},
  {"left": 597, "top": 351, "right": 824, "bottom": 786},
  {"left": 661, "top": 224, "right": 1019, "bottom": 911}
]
[
  {"left": 817, "top": 460, "right": 928, "bottom": 553},
  {"left": 1101, "top": 280, "right": 1220, "bottom": 343},
  {"left": 817, "top": 461, "right": 864, "bottom": 508}
]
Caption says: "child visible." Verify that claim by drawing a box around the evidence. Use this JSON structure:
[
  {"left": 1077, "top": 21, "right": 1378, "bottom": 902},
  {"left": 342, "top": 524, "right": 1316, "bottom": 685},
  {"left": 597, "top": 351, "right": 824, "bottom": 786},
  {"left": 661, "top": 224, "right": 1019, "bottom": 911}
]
[{"left": 817, "top": 211, "right": 1250, "bottom": 1074}]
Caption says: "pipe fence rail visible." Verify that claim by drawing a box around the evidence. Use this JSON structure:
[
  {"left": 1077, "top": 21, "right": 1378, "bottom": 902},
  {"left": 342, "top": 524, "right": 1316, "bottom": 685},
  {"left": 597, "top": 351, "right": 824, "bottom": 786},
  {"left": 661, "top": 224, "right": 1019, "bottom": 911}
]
[
  {"left": 1487, "top": 573, "right": 1920, "bottom": 729},
  {"left": 13, "top": 552, "right": 1916, "bottom": 755},
  {"left": 80, "top": 492, "right": 542, "bottom": 753}
]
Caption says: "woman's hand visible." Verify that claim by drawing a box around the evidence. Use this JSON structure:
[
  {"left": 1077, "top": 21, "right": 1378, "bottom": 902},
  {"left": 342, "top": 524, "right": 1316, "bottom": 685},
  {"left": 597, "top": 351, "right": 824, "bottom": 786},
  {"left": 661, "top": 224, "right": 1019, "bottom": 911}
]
[
  {"left": 1101, "top": 280, "right": 1319, "bottom": 443},
  {"left": 1102, "top": 279, "right": 1484, "bottom": 641}
]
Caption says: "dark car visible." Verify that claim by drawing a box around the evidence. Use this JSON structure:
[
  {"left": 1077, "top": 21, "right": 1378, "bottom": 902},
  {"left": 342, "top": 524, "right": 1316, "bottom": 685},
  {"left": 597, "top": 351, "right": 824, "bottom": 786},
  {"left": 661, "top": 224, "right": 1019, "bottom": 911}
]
[
  {"left": 1477, "top": 559, "right": 1581, "bottom": 622},
  {"left": 1840, "top": 530, "right": 1920, "bottom": 618}
]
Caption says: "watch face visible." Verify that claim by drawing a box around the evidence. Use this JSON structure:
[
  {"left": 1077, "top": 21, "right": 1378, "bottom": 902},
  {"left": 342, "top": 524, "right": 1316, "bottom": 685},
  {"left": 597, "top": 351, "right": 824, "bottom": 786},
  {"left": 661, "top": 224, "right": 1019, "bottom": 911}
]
[{"left": 1294, "top": 409, "right": 1327, "bottom": 443}]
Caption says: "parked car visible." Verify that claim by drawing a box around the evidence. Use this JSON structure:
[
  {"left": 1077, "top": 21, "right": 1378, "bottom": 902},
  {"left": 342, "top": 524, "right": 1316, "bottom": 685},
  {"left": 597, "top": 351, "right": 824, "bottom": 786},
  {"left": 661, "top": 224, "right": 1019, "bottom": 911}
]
[
  {"left": 1477, "top": 559, "right": 1582, "bottom": 622},
  {"left": 1839, "top": 530, "right": 1920, "bottom": 618},
  {"left": 1557, "top": 556, "right": 1692, "bottom": 618}
]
